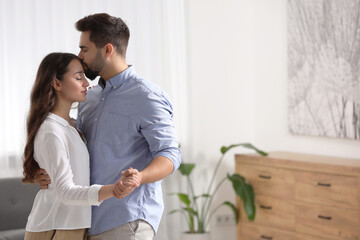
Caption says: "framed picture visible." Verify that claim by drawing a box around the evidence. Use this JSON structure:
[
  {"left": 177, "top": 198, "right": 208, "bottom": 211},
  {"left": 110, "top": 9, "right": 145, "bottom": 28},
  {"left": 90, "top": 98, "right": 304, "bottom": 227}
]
[{"left": 288, "top": 0, "right": 360, "bottom": 139}]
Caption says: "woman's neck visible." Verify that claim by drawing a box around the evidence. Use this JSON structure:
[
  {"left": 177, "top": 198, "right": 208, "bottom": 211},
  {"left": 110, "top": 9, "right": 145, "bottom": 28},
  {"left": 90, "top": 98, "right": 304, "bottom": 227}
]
[{"left": 51, "top": 101, "right": 72, "bottom": 123}]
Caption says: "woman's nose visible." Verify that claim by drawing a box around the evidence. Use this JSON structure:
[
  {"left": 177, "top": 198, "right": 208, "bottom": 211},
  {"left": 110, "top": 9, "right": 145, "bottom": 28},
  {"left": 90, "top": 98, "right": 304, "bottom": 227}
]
[{"left": 83, "top": 79, "right": 90, "bottom": 87}]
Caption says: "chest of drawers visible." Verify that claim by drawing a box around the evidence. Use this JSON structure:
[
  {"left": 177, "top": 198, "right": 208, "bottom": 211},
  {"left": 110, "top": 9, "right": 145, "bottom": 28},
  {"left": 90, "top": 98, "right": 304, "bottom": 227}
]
[{"left": 235, "top": 152, "right": 360, "bottom": 240}]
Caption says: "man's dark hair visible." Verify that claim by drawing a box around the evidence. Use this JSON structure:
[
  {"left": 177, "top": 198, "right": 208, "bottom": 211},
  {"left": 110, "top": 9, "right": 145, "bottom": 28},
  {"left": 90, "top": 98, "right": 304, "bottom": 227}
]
[{"left": 76, "top": 13, "right": 130, "bottom": 57}]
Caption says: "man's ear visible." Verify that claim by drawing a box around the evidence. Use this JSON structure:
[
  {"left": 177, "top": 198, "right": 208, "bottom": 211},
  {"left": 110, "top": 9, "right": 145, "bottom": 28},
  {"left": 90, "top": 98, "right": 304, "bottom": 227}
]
[
  {"left": 52, "top": 78, "right": 62, "bottom": 91},
  {"left": 104, "top": 43, "right": 114, "bottom": 58}
]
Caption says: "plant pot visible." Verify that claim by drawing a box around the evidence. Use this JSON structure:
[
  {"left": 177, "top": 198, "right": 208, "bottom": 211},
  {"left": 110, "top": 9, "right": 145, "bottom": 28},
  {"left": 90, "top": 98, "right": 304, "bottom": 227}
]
[{"left": 182, "top": 232, "right": 211, "bottom": 240}]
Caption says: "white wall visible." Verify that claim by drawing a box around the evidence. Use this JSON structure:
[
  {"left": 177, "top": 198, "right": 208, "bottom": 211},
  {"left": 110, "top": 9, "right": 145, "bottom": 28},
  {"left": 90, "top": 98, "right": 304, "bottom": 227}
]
[
  {"left": 185, "top": 0, "right": 360, "bottom": 239},
  {"left": 251, "top": 0, "right": 360, "bottom": 158},
  {"left": 185, "top": 0, "right": 256, "bottom": 239}
]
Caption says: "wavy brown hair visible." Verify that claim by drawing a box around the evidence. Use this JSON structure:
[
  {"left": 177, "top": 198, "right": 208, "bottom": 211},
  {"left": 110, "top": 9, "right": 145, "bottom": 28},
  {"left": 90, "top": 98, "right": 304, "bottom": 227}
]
[{"left": 23, "top": 52, "right": 79, "bottom": 183}]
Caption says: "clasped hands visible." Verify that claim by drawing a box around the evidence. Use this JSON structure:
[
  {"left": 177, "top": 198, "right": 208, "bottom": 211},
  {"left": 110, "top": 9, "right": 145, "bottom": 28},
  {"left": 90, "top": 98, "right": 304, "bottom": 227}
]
[
  {"left": 35, "top": 167, "right": 142, "bottom": 199},
  {"left": 113, "top": 167, "right": 142, "bottom": 199}
]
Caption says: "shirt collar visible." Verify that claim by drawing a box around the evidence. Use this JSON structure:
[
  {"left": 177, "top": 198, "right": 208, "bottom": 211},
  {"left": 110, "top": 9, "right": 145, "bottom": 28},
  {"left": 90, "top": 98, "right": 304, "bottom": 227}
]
[
  {"left": 47, "top": 113, "right": 69, "bottom": 127},
  {"left": 98, "top": 77, "right": 106, "bottom": 89},
  {"left": 98, "top": 65, "right": 135, "bottom": 89}
]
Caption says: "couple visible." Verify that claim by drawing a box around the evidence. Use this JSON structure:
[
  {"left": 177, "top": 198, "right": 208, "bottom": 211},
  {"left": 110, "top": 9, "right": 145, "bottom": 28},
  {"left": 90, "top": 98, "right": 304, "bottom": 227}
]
[{"left": 22, "top": 13, "right": 181, "bottom": 240}]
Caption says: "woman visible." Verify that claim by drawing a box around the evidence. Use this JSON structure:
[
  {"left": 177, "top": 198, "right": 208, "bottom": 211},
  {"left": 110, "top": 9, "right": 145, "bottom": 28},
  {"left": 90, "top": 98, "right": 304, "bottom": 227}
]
[{"left": 22, "top": 53, "right": 140, "bottom": 240}]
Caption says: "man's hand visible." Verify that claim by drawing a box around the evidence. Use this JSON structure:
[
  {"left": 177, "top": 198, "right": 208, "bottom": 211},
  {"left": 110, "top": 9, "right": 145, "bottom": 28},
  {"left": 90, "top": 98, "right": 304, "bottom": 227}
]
[
  {"left": 35, "top": 168, "right": 51, "bottom": 189},
  {"left": 113, "top": 168, "right": 142, "bottom": 199}
]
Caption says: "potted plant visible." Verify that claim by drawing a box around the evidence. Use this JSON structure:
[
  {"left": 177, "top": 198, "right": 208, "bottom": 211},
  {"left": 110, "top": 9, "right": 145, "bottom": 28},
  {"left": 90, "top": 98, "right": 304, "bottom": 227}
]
[{"left": 169, "top": 143, "right": 268, "bottom": 239}]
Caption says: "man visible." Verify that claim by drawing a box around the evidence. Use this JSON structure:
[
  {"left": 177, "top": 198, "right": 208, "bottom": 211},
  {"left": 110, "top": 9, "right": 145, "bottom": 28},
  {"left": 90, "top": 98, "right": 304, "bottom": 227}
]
[{"left": 37, "top": 13, "right": 181, "bottom": 240}]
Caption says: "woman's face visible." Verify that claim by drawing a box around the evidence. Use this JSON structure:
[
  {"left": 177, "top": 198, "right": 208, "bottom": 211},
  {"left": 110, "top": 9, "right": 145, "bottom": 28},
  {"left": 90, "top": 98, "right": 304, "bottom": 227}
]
[{"left": 58, "top": 59, "right": 89, "bottom": 103}]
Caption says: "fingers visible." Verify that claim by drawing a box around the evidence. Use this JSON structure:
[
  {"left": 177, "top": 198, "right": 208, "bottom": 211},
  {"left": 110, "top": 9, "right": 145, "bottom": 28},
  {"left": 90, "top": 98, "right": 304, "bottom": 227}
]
[
  {"left": 113, "top": 180, "right": 136, "bottom": 199},
  {"left": 122, "top": 175, "right": 141, "bottom": 187},
  {"left": 113, "top": 168, "right": 141, "bottom": 199},
  {"left": 121, "top": 168, "right": 142, "bottom": 186},
  {"left": 36, "top": 173, "right": 50, "bottom": 182},
  {"left": 113, "top": 181, "right": 123, "bottom": 197},
  {"left": 35, "top": 168, "right": 51, "bottom": 189},
  {"left": 121, "top": 167, "right": 139, "bottom": 177}
]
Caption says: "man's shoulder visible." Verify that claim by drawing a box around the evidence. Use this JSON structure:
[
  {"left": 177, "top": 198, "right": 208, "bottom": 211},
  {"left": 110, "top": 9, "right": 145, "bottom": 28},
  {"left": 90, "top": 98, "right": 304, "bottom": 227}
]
[{"left": 127, "top": 74, "right": 163, "bottom": 96}]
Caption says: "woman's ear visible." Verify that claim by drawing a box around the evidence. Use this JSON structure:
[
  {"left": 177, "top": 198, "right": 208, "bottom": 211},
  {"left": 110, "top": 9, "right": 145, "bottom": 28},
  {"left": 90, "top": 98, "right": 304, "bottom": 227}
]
[{"left": 52, "top": 78, "right": 62, "bottom": 91}]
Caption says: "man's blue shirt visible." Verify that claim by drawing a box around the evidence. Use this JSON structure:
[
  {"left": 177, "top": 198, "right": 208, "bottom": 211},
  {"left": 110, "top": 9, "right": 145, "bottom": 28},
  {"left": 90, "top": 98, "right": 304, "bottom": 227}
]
[{"left": 77, "top": 66, "right": 181, "bottom": 235}]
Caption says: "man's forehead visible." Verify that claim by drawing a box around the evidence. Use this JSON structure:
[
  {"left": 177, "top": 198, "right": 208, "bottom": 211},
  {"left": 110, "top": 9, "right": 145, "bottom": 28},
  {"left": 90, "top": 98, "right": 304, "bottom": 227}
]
[{"left": 79, "top": 32, "right": 91, "bottom": 42}]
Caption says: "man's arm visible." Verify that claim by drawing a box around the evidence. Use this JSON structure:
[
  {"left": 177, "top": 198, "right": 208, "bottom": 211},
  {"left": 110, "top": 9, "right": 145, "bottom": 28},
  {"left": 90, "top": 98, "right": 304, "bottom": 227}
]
[
  {"left": 129, "top": 91, "right": 182, "bottom": 184},
  {"left": 114, "top": 157, "right": 173, "bottom": 198},
  {"left": 122, "top": 156, "right": 173, "bottom": 184}
]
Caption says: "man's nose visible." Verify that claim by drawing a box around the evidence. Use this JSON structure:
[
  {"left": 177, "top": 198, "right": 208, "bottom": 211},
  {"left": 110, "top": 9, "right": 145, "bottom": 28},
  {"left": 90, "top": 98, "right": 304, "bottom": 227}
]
[{"left": 78, "top": 52, "right": 83, "bottom": 60}]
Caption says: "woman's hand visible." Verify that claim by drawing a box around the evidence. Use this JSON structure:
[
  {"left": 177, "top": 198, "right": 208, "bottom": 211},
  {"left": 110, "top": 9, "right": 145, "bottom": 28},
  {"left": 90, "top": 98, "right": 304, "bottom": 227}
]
[
  {"left": 113, "top": 168, "right": 142, "bottom": 199},
  {"left": 35, "top": 168, "right": 51, "bottom": 189}
]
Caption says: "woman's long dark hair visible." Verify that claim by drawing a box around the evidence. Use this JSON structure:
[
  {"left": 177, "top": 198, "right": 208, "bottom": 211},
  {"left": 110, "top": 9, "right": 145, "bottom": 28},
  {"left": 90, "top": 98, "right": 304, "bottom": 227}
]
[{"left": 23, "top": 52, "right": 78, "bottom": 183}]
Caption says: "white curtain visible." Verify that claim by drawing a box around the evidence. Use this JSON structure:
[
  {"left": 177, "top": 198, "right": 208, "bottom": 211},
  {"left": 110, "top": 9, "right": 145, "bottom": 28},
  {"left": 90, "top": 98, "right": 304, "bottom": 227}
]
[{"left": 0, "top": 0, "right": 188, "bottom": 239}]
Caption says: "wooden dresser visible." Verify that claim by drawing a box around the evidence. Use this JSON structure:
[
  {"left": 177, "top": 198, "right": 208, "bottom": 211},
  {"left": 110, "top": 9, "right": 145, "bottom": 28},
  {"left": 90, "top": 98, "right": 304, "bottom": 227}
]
[{"left": 235, "top": 152, "right": 360, "bottom": 240}]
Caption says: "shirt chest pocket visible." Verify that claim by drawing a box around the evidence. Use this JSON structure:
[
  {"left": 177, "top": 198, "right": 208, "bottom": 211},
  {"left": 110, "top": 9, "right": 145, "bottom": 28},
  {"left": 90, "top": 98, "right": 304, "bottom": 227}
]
[{"left": 99, "top": 112, "right": 130, "bottom": 145}]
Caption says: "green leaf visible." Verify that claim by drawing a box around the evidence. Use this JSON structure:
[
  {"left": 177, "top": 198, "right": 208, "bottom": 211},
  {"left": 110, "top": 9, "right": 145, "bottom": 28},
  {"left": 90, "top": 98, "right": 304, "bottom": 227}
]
[
  {"left": 246, "top": 184, "right": 255, "bottom": 205},
  {"left": 168, "top": 209, "right": 185, "bottom": 215},
  {"left": 183, "top": 207, "right": 197, "bottom": 233},
  {"left": 220, "top": 143, "right": 268, "bottom": 156},
  {"left": 194, "top": 194, "right": 211, "bottom": 200},
  {"left": 243, "top": 183, "right": 256, "bottom": 221},
  {"left": 179, "top": 163, "right": 196, "bottom": 176},
  {"left": 169, "top": 193, "right": 191, "bottom": 207},
  {"left": 177, "top": 193, "right": 191, "bottom": 206},
  {"left": 223, "top": 201, "right": 239, "bottom": 223},
  {"left": 226, "top": 174, "right": 245, "bottom": 197},
  {"left": 227, "top": 173, "right": 256, "bottom": 221},
  {"left": 183, "top": 207, "right": 198, "bottom": 216}
]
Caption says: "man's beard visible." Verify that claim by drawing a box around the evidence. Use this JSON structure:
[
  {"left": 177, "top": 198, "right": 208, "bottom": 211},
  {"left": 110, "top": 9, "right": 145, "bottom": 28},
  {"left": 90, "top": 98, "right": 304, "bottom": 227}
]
[
  {"left": 82, "top": 62, "right": 99, "bottom": 80},
  {"left": 82, "top": 51, "right": 105, "bottom": 80}
]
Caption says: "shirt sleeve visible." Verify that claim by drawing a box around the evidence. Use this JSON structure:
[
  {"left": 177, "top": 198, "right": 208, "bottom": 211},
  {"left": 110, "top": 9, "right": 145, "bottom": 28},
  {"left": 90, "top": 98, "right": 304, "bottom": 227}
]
[
  {"left": 35, "top": 132, "right": 102, "bottom": 206},
  {"left": 139, "top": 91, "right": 182, "bottom": 172}
]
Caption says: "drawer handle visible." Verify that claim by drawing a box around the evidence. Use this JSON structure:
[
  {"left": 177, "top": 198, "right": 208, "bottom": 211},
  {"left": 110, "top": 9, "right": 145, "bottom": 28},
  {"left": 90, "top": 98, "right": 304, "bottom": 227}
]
[
  {"left": 318, "top": 215, "right": 332, "bottom": 220},
  {"left": 260, "top": 235, "right": 273, "bottom": 240},
  {"left": 260, "top": 205, "right": 272, "bottom": 210},
  {"left": 259, "top": 175, "right": 271, "bottom": 179},
  {"left": 317, "top": 182, "right": 331, "bottom": 187}
]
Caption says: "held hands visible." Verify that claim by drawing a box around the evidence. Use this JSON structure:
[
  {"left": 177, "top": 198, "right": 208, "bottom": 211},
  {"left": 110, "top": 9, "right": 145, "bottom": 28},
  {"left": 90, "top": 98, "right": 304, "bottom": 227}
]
[
  {"left": 113, "top": 168, "right": 142, "bottom": 199},
  {"left": 34, "top": 167, "right": 142, "bottom": 199}
]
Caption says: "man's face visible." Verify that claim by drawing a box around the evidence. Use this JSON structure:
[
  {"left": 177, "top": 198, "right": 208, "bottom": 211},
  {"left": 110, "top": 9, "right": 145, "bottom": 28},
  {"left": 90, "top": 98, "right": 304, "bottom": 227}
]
[{"left": 78, "top": 31, "right": 105, "bottom": 80}]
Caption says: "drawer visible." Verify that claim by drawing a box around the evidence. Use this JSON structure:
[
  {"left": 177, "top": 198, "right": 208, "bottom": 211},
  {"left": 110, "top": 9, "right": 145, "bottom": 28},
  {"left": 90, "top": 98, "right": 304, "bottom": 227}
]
[
  {"left": 238, "top": 223, "right": 298, "bottom": 240},
  {"left": 295, "top": 202, "right": 359, "bottom": 239},
  {"left": 236, "top": 164, "right": 295, "bottom": 199},
  {"left": 240, "top": 195, "right": 295, "bottom": 231},
  {"left": 295, "top": 171, "right": 358, "bottom": 209},
  {"left": 238, "top": 223, "right": 337, "bottom": 240}
]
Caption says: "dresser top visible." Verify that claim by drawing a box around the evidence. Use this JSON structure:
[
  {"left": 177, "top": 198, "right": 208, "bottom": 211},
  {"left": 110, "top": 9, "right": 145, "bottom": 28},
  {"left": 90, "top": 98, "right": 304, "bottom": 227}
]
[{"left": 235, "top": 151, "right": 360, "bottom": 176}]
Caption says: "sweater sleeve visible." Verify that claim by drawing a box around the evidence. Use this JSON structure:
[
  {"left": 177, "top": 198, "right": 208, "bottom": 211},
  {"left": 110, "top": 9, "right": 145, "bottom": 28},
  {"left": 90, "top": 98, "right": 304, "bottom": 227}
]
[{"left": 35, "top": 132, "right": 102, "bottom": 206}]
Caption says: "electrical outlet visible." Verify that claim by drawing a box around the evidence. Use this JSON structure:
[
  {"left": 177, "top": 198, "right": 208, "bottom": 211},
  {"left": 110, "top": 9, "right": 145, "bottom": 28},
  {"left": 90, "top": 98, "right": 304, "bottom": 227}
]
[{"left": 215, "top": 214, "right": 236, "bottom": 226}]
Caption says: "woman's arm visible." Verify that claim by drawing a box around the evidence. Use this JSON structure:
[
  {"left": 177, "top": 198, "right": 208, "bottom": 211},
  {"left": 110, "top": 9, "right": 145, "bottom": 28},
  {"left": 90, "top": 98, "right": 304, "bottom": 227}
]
[{"left": 35, "top": 133, "right": 139, "bottom": 205}]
